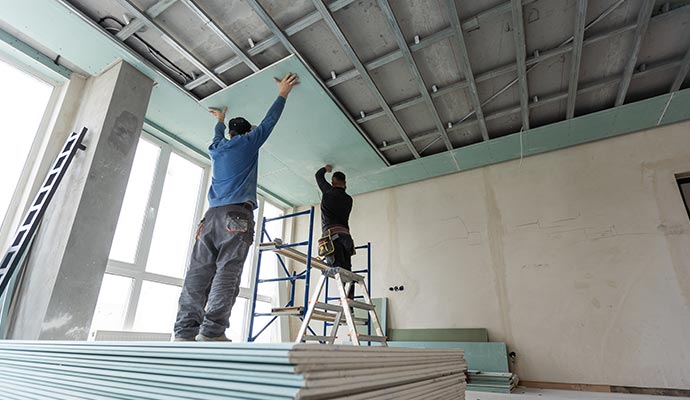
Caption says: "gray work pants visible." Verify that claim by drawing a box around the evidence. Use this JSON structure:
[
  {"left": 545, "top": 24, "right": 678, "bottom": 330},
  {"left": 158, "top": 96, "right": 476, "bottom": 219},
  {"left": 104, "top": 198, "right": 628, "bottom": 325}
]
[{"left": 174, "top": 204, "right": 254, "bottom": 339}]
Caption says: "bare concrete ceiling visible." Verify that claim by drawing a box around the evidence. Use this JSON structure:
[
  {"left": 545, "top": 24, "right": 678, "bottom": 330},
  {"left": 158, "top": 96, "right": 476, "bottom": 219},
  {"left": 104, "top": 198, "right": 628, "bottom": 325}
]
[{"left": 65, "top": 0, "right": 690, "bottom": 165}]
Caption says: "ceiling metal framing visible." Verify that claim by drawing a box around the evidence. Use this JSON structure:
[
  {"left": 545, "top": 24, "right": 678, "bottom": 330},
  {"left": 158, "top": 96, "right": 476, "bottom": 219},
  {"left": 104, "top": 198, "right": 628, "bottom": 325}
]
[
  {"left": 566, "top": 0, "right": 587, "bottom": 120},
  {"left": 185, "top": 0, "right": 356, "bottom": 91},
  {"left": 510, "top": 0, "right": 530, "bottom": 131},
  {"left": 377, "top": 2, "right": 689, "bottom": 152},
  {"left": 65, "top": 0, "right": 690, "bottom": 165},
  {"left": 447, "top": 0, "right": 490, "bottom": 142},
  {"left": 376, "top": 0, "right": 453, "bottom": 153},
  {"left": 614, "top": 0, "right": 655, "bottom": 106},
  {"left": 672, "top": 44, "right": 690, "bottom": 92},
  {"left": 309, "top": 0, "right": 421, "bottom": 158},
  {"left": 242, "top": 0, "right": 391, "bottom": 165}
]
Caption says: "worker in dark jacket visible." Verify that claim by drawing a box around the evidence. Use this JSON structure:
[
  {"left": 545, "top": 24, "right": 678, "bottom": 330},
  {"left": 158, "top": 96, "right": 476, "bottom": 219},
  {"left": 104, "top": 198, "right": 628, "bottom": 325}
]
[
  {"left": 174, "top": 73, "right": 299, "bottom": 341},
  {"left": 315, "top": 165, "right": 355, "bottom": 299}
]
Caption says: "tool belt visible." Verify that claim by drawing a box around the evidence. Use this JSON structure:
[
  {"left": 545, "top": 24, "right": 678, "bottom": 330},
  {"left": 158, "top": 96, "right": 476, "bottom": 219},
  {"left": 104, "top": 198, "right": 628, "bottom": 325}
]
[{"left": 317, "top": 226, "right": 355, "bottom": 257}]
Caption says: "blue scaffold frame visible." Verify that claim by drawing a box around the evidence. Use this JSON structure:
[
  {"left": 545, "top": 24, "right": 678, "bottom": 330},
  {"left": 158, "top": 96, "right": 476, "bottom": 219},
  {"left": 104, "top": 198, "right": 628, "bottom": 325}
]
[{"left": 246, "top": 207, "right": 373, "bottom": 343}]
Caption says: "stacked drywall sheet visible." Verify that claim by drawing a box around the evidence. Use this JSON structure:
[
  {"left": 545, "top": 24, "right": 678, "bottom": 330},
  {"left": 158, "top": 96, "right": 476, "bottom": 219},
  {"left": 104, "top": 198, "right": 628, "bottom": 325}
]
[
  {"left": 0, "top": 341, "right": 467, "bottom": 399},
  {"left": 388, "top": 341, "right": 518, "bottom": 393},
  {"left": 387, "top": 328, "right": 489, "bottom": 342},
  {"left": 465, "top": 371, "right": 517, "bottom": 394}
]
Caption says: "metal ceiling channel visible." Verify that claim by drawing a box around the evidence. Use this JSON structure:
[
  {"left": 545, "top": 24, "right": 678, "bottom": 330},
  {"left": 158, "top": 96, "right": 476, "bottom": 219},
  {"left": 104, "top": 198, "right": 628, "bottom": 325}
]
[
  {"left": 242, "top": 0, "right": 392, "bottom": 166},
  {"left": 326, "top": 0, "right": 538, "bottom": 89},
  {"left": 615, "top": 0, "right": 656, "bottom": 106},
  {"left": 116, "top": 0, "right": 177, "bottom": 40},
  {"left": 379, "top": 57, "right": 684, "bottom": 152},
  {"left": 179, "top": 0, "right": 259, "bottom": 73},
  {"left": 671, "top": 45, "right": 690, "bottom": 92},
  {"left": 363, "top": 0, "right": 642, "bottom": 129},
  {"left": 566, "top": 0, "right": 587, "bottom": 120},
  {"left": 310, "top": 0, "right": 421, "bottom": 159},
  {"left": 511, "top": 0, "right": 530, "bottom": 130},
  {"left": 453, "top": 0, "right": 628, "bottom": 128},
  {"left": 185, "top": 0, "right": 357, "bottom": 91},
  {"left": 55, "top": 0, "right": 201, "bottom": 103},
  {"left": 377, "top": 0, "right": 644, "bottom": 151},
  {"left": 376, "top": 0, "right": 453, "bottom": 152},
  {"left": 113, "top": 0, "right": 228, "bottom": 88},
  {"left": 447, "top": 0, "right": 490, "bottom": 141}
]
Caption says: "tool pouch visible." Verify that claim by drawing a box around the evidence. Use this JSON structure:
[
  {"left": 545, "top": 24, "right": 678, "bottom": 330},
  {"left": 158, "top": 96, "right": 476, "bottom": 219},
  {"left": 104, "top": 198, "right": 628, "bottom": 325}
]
[{"left": 318, "top": 233, "right": 335, "bottom": 257}]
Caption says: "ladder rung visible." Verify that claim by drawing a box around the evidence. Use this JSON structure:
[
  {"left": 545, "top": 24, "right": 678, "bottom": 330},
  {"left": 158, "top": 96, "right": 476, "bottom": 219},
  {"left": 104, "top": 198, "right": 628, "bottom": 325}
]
[
  {"left": 327, "top": 268, "right": 364, "bottom": 283},
  {"left": 313, "top": 302, "right": 342, "bottom": 312},
  {"left": 270, "top": 307, "right": 303, "bottom": 316},
  {"left": 346, "top": 299, "right": 375, "bottom": 311},
  {"left": 311, "top": 310, "right": 368, "bottom": 325},
  {"left": 301, "top": 335, "right": 332, "bottom": 342},
  {"left": 352, "top": 334, "right": 387, "bottom": 343},
  {"left": 326, "top": 295, "right": 365, "bottom": 301}
]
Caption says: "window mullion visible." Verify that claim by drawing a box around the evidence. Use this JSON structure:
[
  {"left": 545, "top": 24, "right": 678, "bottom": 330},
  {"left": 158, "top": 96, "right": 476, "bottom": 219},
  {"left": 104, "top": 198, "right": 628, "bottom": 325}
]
[
  {"left": 122, "top": 278, "right": 143, "bottom": 330},
  {"left": 243, "top": 197, "right": 265, "bottom": 341},
  {"left": 134, "top": 143, "right": 171, "bottom": 272}
]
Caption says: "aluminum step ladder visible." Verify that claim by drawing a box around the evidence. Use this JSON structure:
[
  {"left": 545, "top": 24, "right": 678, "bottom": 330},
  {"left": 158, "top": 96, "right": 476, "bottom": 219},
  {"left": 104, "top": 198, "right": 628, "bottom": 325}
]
[
  {"left": 0, "top": 128, "right": 88, "bottom": 295},
  {"left": 296, "top": 266, "right": 387, "bottom": 346}
]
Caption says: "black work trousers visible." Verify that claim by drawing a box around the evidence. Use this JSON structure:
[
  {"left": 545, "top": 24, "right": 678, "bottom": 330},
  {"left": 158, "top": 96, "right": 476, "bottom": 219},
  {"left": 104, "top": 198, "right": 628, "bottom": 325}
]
[
  {"left": 174, "top": 204, "right": 254, "bottom": 339},
  {"left": 325, "top": 234, "right": 355, "bottom": 300}
]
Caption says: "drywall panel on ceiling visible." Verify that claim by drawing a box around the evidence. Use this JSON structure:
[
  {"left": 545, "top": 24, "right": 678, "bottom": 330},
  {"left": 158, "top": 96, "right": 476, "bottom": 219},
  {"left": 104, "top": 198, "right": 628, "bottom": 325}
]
[{"left": 200, "top": 55, "right": 386, "bottom": 202}]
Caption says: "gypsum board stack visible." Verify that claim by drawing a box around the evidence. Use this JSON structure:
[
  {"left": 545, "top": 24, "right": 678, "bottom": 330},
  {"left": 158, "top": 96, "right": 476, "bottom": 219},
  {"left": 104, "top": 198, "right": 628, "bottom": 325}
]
[
  {"left": 466, "top": 371, "right": 518, "bottom": 393},
  {"left": 0, "top": 341, "right": 467, "bottom": 400}
]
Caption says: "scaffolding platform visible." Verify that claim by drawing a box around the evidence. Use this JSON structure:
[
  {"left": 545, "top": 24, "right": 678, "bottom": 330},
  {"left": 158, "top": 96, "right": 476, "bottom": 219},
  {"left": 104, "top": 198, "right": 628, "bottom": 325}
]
[{"left": 247, "top": 207, "right": 374, "bottom": 343}]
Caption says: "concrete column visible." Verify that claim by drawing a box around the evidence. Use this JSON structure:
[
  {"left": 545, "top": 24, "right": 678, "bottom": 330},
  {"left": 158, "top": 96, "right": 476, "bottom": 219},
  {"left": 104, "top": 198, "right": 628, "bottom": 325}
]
[{"left": 7, "top": 60, "right": 153, "bottom": 340}]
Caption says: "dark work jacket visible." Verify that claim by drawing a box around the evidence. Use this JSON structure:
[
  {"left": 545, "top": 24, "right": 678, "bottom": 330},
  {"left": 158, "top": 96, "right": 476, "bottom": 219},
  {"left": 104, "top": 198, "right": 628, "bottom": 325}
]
[{"left": 315, "top": 167, "right": 352, "bottom": 232}]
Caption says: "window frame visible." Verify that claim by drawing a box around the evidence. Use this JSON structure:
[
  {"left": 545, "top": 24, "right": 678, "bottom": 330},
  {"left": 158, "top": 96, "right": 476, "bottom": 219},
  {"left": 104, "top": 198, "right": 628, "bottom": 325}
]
[
  {"left": 0, "top": 55, "right": 61, "bottom": 250},
  {"left": 103, "top": 132, "right": 211, "bottom": 330},
  {"left": 0, "top": 55, "right": 61, "bottom": 338},
  {"left": 97, "top": 132, "right": 285, "bottom": 338}
]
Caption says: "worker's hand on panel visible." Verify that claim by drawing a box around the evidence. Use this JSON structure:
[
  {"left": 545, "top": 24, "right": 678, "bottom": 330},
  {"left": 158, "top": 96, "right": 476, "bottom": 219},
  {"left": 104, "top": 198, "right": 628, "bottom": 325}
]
[
  {"left": 208, "top": 106, "right": 227, "bottom": 123},
  {"left": 324, "top": 164, "right": 333, "bottom": 173},
  {"left": 274, "top": 73, "right": 300, "bottom": 98}
]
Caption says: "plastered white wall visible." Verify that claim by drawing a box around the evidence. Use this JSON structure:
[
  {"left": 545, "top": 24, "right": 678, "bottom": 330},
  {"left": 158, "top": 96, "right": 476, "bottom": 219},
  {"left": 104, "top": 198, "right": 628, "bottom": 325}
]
[{"left": 292, "top": 120, "right": 690, "bottom": 389}]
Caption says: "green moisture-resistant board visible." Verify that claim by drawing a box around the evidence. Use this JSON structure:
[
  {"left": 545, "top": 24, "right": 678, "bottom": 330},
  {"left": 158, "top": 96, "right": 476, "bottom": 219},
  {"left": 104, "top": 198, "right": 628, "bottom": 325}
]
[
  {"left": 387, "top": 328, "right": 489, "bottom": 342},
  {"left": 388, "top": 341, "right": 509, "bottom": 373},
  {"left": 3, "top": 0, "right": 690, "bottom": 207},
  {"left": 355, "top": 297, "right": 388, "bottom": 337},
  {"left": 200, "top": 55, "right": 386, "bottom": 206}
]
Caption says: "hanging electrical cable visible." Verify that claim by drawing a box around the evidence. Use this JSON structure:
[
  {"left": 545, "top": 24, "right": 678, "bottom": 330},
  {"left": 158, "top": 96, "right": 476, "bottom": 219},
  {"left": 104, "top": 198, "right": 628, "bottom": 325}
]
[{"left": 98, "top": 16, "right": 194, "bottom": 84}]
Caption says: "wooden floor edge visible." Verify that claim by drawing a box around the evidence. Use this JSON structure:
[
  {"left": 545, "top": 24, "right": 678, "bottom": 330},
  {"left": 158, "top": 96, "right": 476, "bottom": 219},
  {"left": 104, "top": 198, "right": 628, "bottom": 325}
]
[{"left": 520, "top": 381, "right": 690, "bottom": 397}]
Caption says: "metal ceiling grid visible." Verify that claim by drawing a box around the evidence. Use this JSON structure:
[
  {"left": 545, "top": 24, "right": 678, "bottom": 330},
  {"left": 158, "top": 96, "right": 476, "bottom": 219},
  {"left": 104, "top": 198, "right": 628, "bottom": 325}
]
[{"left": 65, "top": 0, "right": 690, "bottom": 166}]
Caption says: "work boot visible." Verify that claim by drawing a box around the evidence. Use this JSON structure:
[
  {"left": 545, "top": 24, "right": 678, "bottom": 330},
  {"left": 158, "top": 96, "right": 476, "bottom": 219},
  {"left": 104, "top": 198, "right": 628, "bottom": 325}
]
[
  {"left": 173, "top": 336, "right": 195, "bottom": 342},
  {"left": 196, "top": 334, "right": 232, "bottom": 342}
]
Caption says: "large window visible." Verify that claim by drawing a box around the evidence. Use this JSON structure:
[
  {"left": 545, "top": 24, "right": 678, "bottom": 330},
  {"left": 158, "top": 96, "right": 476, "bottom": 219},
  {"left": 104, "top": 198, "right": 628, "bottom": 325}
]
[
  {"left": 0, "top": 59, "right": 54, "bottom": 226},
  {"left": 91, "top": 138, "right": 285, "bottom": 342},
  {"left": 90, "top": 135, "right": 206, "bottom": 338}
]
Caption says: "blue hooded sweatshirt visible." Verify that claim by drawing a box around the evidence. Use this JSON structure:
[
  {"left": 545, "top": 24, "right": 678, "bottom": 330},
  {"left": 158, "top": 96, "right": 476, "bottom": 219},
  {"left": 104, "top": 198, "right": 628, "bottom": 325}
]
[{"left": 207, "top": 96, "right": 286, "bottom": 209}]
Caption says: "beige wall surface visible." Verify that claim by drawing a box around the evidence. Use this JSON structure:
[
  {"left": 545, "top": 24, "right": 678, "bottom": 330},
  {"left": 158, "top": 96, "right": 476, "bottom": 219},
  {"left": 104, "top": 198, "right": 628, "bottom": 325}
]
[{"left": 292, "top": 120, "right": 690, "bottom": 389}]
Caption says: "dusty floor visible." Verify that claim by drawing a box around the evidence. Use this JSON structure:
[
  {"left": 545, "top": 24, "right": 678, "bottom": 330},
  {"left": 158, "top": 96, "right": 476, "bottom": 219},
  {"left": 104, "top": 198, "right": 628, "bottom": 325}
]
[{"left": 467, "top": 388, "right": 690, "bottom": 400}]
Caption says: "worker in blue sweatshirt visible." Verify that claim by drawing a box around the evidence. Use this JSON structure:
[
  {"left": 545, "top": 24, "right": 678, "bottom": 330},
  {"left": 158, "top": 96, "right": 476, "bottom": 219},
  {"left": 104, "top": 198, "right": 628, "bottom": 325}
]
[{"left": 174, "top": 72, "right": 300, "bottom": 341}]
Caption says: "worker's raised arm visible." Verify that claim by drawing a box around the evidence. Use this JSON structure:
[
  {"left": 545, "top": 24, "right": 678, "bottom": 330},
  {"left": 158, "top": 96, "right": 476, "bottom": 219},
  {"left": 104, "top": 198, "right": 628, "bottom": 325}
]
[
  {"left": 315, "top": 164, "right": 333, "bottom": 193},
  {"left": 248, "top": 73, "right": 300, "bottom": 148},
  {"left": 208, "top": 106, "right": 227, "bottom": 150}
]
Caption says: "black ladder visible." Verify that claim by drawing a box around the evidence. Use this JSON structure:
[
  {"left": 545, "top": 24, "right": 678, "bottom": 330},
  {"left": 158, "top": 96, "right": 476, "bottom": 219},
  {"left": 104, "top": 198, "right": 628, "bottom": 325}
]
[{"left": 0, "top": 128, "right": 88, "bottom": 295}]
